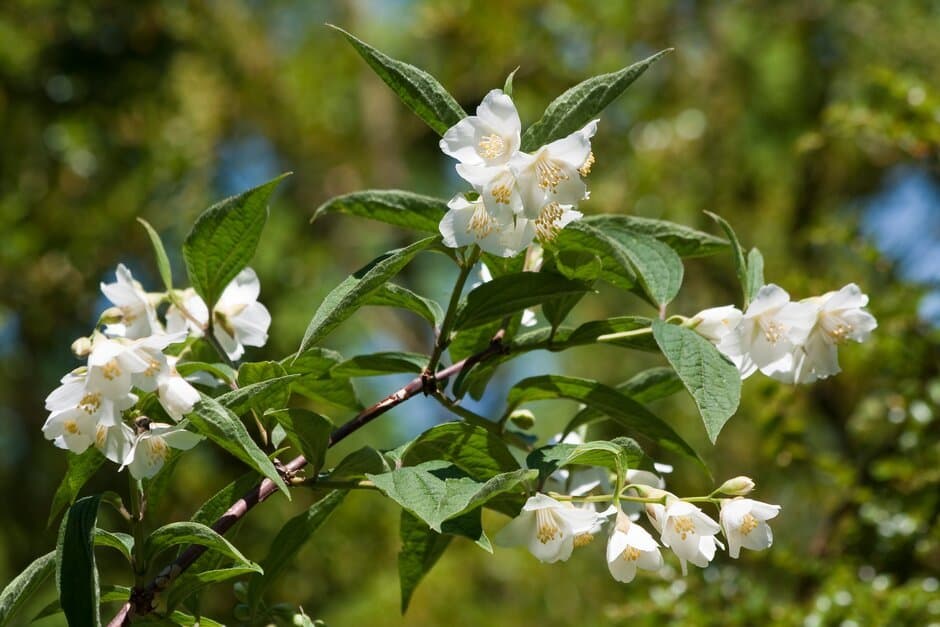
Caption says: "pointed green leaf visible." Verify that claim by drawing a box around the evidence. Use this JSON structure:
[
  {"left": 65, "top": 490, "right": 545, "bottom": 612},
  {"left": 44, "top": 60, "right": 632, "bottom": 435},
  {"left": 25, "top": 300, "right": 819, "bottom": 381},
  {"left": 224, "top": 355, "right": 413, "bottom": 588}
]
[
  {"left": 602, "top": 229, "right": 684, "bottom": 307},
  {"left": 652, "top": 319, "right": 741, "bottom": 443},
  {"left": 188, "top": 394, "right": 289, "bottom": 497},
  {"left": 566, "top": 367, "right": 683, "bottom": 433},
  {"left": 217, "top": 371, "right": 298, "bottom": 416},
  {"left": 364, "top": 283, "right": 444, "bottom": 329},
  {"left": 297, "top": 236, "right": 439, "bottom": 353},
  {"left": 331, "top": 352, "right": 428, "bottom": 378},
  {"left": 144, "top": 521, "right": 262, "bottom": 571},
  {"left": 56, "top": 495, "right": 102, "bottom": 627},
  {"left": 746, "top": 247, "right": 765, "bottom": 304},
  {"left": 268, "top": 408, "right": 333, "bottom": 473},
  {"left": 48, "top": 448, "right": 105, "bottom": 527},
  {"left": 0, "top": 550, "right": 55, "bottom": 627},
  {"left": 137, "top": 218, "right": 173, "bottom": 290},
  {"left": 704, "top": 211, "right": 750, "bottom": 307},
  {"left": 183, "top": 173, "right": 289, "bottom": 309},
  {"left": 584, "top": 215, "right": 730, "bottom": 258},
  {"left": 402, "top": 422, "right": 519, "bottom": 480},
  {"left": 521, "top": 49, "right": 672, "bottom": 151},
  {"left": 191, "top": 472, "right": 259, "bottom": 526},
  {"left": 527, "top": 437, "right": 646, "bottom": 482},
  {"left": 93, "top": 529, "right": 134, "bottom": 563},
  {"left": 283, "top": 348, "right": 362, "bottom": 410},
  {"left": 166, "top": 566, "right": 263, "bottom": 612},
  {"left": 455, "top": 272, "right": 591, "bottom": 330},
  {"left": 329, "top": 446, "right": 392, "bottom": 481},
  {"left": 174, "top": 361, "right": 236, "bottom": 385},
  {"left": 332, "top": 26, "right": 466, "bottom": 136},
  {"left": 312, "top": 190, "right": 447, "bottom": 233},
  {"left": 542, "top": 250, "right": 602, "bottom": 328}
]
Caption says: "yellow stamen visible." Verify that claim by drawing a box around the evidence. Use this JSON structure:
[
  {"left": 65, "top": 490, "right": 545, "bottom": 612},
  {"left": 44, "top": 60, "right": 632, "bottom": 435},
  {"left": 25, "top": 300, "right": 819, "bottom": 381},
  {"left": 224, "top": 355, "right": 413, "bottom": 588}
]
[
  {"left": 739, "top": 513, "right": 758, "bottom": 536},
  {"left": 578, "top": 151, "right": 595, "bottom": 177},
  {"left": 64, "top": 420, "right": 80, "bottom": 435},
  {"left": 120, "top": 306, "right": 138, "bottom": 324},
  {"left": 762, "top": 320, "right": 785, "bottom": 344},
  {"left": 535, "top": 509, "right": 560, "bottom": 544},
  {"left": 672, "top": 515, "right": 696, "bottom": 541},
  {"left": 79, "top": 393, "right": 102, "bottom": 414},
  {"left": 101, "top": 361, "right": 122, "bottom": 381},
  {"left": 622, "top": 546, "right": 641, "bottom": 562},
  {"left": 535, "top": 202, "right": 565, "bottom": 242},
  {"left": 144, "top": 358, "right": 161, "bottom": 377},
  {"left": 466, "top": 203, "right": 498, "bottom": 239},
  {"left": 535, "top": 157, "right": 568, "bottom": 191},
  {"left": 491, "top": 185, "right": 512, "bottom": 204},
  {"left": 95, "top": 425, "right": 108, "bottom": 448},
  {"left": 573, "top": 533, "right": 594, "bottom": 548},
  {"left": 147, "top": 437, "right": 169, "bottom": 464},
  {"left": 478, "top": 134, "right": 506, "bottom": 160}
]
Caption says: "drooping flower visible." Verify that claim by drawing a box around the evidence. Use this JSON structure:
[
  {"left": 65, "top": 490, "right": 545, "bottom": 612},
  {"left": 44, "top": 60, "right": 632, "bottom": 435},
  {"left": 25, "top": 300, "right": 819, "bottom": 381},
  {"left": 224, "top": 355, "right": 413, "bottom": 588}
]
[
  {"left": 100, "top": 264, "right": 162, "bottom": 339},
  {"left": 43, "top": 372, "right": 138, "bottom": 452},
  {"left": 166, "top": 268, "right": 271, "bottom": 360},
  {"left": 607, "top": 508, "right": 663, "bottom": 583},
  {"left": 647, "top": 498, "right": 723, "bottom": 575},
  {"left": 123, "top": 420, "right": 203, "bottom": 479},
  {"left": 439, "top": 194, "right": 532, "bottom": 257},
  {"left": 95, "top": 422, "right": 136, "bottom": 465},
  {"left": 717, "top": 284, "right": 817, "bottom": 379},
  {"left": 494, "top": 493, "right": 606, "bottom": 563},
  {"left": 126, "top": 338, "right": 200, "bottom": 421},
  {"left": 719, "top": 498, "right": 781, "bottom": 559}
]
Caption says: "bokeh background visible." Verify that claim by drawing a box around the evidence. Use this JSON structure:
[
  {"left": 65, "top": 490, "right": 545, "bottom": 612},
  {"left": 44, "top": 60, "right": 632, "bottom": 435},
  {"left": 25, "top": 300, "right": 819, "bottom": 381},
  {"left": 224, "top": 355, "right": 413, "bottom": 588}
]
[{"left": 2, "top": 1, "right": 939, "bottom": 625}]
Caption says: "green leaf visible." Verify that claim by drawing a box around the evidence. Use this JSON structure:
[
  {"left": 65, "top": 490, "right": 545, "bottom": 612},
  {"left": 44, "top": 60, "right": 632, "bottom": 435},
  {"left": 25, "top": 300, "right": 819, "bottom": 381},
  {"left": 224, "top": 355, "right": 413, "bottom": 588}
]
[
  {"left": 247, "top": 491, "right": 345, "bottom": 609},
  {"left": 503, "top": 67, "right": 519, "bottom": 96},
  {"left": 704, "top": 211, "right": 750, "bottom": 307},
  {"left": 367, "top": 463, "right": 536, "bottom": 531},
  {"left": 507, "top": 375, "right": 704, "bottom": 467},
  {"left": 402, "top": 422, "right": 519, "bottom": 480},
  {"left": 297, "top": 236, "right": 438, "bottom": 353},
  {"left": 174, "top": 361, "right": 236, "bottom": 385},
  {"left": 268, "top": 409, "right": 333, "bottom": 473},
  {"left": 583, "top": 215, "right": 729, "bottom": 258},
  {"left": 652, "top": 320, "right": 742, "bottom": 443},
  {"left": 601, "top": 229, "right": 684, "bottom": 307},
  {"left": 93, "top": 529, "right": 134, "bottom": 563},
  {"left": 521, "top": 49, "right": 672, "bottom": 151},
  {"left": 183, "top": 173, "right": 288, "bottom": 309},
  {"left": 166, "top": 566, "right": 261, "bottom": 613},
  {"left": 398, "top": 511, "right": 451, "bottom": 614},
  {"left": 191, "top": 472, "right": 259, "bottom": 526},
  {"left": 542, "top": 250, "right": 602, "bottom": 328},
  {"left": 217, "top": 371, "right": 298, "bottom": 416},
  {"left": 364, "top": 283, "right": 444, "bottom": 329},
  {"left": 329, "top": 446, "right": 392, "bottom": 481},
  {"left": 56, "top": 495, "right": 102, "bottom": 627},
  {"left": 312, "top": 190, "right": 447, "bottom": 233},
  {"left": 0, "top": 550, "right": 55, "bottom": 627},
  {"left": 565, "top": 316, "right": 657, "bottom": 351},
  {"left": 331, "top": 351, "right": 428, "bottom": 378},
  {"left": 555, "top": 221, "right": 637, "bottom": 290},
  {"left": 566, "top": 367, "right": 683, "bottom": 433},
  {"left": 746, "top": 247, "right": 765, "bottom": 304},
  {"left": 455, "top": 272, "right": 591, "bottom": 330},
  {"left": 137, "top": 217, "right": 173, "bottom": 290},
  {"left": 144, "top": 521, "right": 262, "bottom": 572},
  {"left": 188, "top": 394, "right": 290, "bottom": 497},
  {"left": 527, "top": 437, "right": 645, "bottom": 482},
  {"left": 48, "top": 448, "right": 105, "bottom": 526},
  {"left": 33, "top": 585, "right": 131, "bottom": 622},
  {"left": 331, "top": 26, "right": 466, "bottom": 136},
  {"left": 284, "top": 348, "right": 362, "bottom": 411}
]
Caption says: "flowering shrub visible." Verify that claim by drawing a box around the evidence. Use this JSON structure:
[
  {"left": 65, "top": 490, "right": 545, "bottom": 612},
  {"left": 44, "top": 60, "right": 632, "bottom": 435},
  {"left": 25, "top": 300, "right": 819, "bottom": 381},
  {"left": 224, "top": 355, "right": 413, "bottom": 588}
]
[{"left": 0, "top": 27, "right": 876, "bottom": 627}]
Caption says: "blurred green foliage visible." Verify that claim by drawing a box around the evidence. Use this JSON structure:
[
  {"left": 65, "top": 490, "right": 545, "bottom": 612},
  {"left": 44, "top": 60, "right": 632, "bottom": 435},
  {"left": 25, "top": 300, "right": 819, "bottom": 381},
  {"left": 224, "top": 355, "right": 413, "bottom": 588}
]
[{"left": 1, "top": 1, "right": 938, "bottom": 625}]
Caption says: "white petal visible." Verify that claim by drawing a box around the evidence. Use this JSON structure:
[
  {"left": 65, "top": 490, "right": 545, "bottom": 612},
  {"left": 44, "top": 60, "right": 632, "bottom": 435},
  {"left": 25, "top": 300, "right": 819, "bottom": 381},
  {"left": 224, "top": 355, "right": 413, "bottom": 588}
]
[
  {"left": 494, "top": 510, "right": 535, "bottom": 547},
  {"left": 232, "top": 302, "right": 271, "bottom": 348}
]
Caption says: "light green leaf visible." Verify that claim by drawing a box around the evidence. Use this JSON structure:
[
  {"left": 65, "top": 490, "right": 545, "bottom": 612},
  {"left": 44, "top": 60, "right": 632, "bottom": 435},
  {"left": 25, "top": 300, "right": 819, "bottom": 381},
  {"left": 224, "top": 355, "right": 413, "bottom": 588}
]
[
  {"left": 93, "top": 529, "right": 134, "bottom": 563},
  {"left": 521, "top": 49, "right": 672, "bottom": 151},
  {"left": 283, "top": 348, "right": 362, "bottom": 411},
  {"left": 166, "top": 566, "right": 262, "bottom": 612},
  {"left": 144, "top": 521, "right": 262, "bottom": 572},
  {"left": 455, "top": 272, "right": 591, "bottom": 330},
  {"left": 652, "top": 319, "right": 742, "bottom": 443},
  {"left": 312, "top": 190, "right": 447, "bottom": 233},
  {"left": 268, "top": 408, "right": 333, "bottom": 473},
  {"left": 329, "top": 446, "right": 392, "bottom": 481},
  {"left": 297, "top": 236, "right": 439, "bottom": 353},
  {"left": 191, "top": 472, "right": 259, "bottom": 526},
  {"left": 602, "top": 229, "right": 684, "bottom": 307},
  {"left": 584, "top": 215, "right": 729, "bottom": 258},
  {"left": 48, "top": 448, "right": 105, "bottom": 527},
  {"left": 542, "top": 250, "right": 602, "bottom": 328},
  {"left": 174, "top": 361, "right": 236, "bottom": 385},
  {"left": 183, "top": 173, "right": 288, "bottom": 309},
  {"left": 364, "top": 283, "right": 444, "bottom": 329},
  {"left": 188, "top": 394, "right": 289, "bottom": 497},
  {"left": 56, "top": 495, "right": 101, "bottom": 627},
  {"left": 402, "top": 422, "right": 519, "bottom": 481},
  {"left": 566, "top": 367, "right": 683, "bottom": 433},
  {"left": 331, "top": 352, "right": 428, "bottom": 378},
  {"left": 551, "top": 221, "right": 637, "bottom": 290},
  {"left": 507, "top": 375, "right": 704, "bottom": 468},
  {"left": 332, "top": 26, "right": 466, "bottom": 136},
  {"left": 526, "top": 437, "right": 645, "bottom": 482},
  {"left": 137, "top": 217, "right": 173, "bottom": 290},
  {"left": 0, "top": 550, "right": 55, "bottom": 627},
  {"left": 247, "top": 491, "right": 345, "bottom": 609},
  {"left": 217, "top": 371, "right": 298, "bottom": 416},
  {"left": 746, "top": 247, "right": 765, "bottom": 304},
  {"left": 704, "top": 211, "right": 750, "bottom": 307}
]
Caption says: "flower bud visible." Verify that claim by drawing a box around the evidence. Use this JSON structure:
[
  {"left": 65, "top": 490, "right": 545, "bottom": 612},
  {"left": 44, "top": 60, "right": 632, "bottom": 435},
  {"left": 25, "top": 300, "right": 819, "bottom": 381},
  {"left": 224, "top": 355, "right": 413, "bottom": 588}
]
[
  {"left": 71, "top": 336, "right": 92, "bottom": 357},
  {"left": 509, "top": 409, "right": 536, "bottom": 430},
  {"left": 633, "top": 485, "right": 669, "bottom": 500},
  {"left": 717, "top": 475, "right": 755, "bottom": 496},
  {"left": 98, "top": 306, "right": 124, "bottom": 325}
]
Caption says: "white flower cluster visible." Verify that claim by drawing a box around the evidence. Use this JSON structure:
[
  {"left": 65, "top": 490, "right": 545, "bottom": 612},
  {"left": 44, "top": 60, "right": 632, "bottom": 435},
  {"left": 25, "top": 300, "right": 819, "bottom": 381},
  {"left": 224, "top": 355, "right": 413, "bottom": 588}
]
[
  {"left": 693, "top": 283, "right": 877, "bottom": 384},
  {"left": 439, "top": 89, "right": 597, "bottom": 257},
  {"left": 41, "top": 263, "right": 272, "bottom": 478},
  {"left": 495, "top": 468, "right": 780, "bottom": 583}
]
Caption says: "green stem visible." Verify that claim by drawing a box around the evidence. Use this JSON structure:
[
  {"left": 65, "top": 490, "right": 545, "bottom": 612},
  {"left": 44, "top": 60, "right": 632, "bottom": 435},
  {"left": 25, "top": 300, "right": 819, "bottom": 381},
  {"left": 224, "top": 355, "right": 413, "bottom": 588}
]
[
  {"left": 595, "top": 327, "right": 654, "bottom": 343},
  {"left": 427, "top": 246, "right": 480, "bottom": 373},
  {"left": 128, "top": 477, "right": 147, "bottom": 588}
]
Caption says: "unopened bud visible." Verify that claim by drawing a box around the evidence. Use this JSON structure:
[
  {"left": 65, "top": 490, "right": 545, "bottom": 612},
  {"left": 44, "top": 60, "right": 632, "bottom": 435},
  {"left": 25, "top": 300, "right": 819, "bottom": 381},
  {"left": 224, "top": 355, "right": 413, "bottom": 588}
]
[
  {"left": 71, "top": 336, "right": 92, "bottom": 357},
  {"left": 717, "top": 476, "right": 755, "bottom": 496},
  {"left": 98, "top": 306, "right": 123, "bottom": 325},
  {"left": 634, "top": 485, "right": 669, "bottom": 500},
  {"left": 509, "top": 409, "right": 536, "bottom": 430}
]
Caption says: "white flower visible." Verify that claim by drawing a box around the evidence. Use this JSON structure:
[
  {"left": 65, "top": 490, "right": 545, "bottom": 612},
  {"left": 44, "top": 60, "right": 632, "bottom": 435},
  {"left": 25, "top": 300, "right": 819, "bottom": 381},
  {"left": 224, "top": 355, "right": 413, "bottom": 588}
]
[
  {"left": 123, "top": 421, "right": 203, "bottom": 479},
  {"left": 95, "top": 423, "right": 136, "bottom": 464},
  {"left": 439, "top": 194, "right": 532, "bottom": 257},
  {"left": 166, "top": 268, "right": 271, "bottom": 361},
  {"left": 43, "top": 372, "right": 137, "bottom": 452},
  {"left": 100, "top": 264, "right": 162, "bottom": 339},
  {"left": 775, "top": 283, "right": 878, "bottom": 384},
  {"left": 511, "top": 120, "right": 598, "bottom": 219},
  {"left": 128, "top": 340, "right": 200, "bottom": 421},
  {"left": 440, "top": 89, "right": 521, "bottom": 168},
  {"left": 717, "top": 284, "right": 817, "bottom": 379},
  {"left": 647, "top": 499, "right": 723, "bottom": 575},
  {"left": 692, "top": 305, "right": 743, "bottom": 346},
  {"left": 494, "top": 493, "right": 605, "bottom": 563},
  {"left": 607, "top": 509, "right": 663, "bottom": 583},
  {"left": 719, "top": 498, "right": 781, "bottom": 559},
  {"left": 530, "top": 202, "right": 582, "bottom": 244}
]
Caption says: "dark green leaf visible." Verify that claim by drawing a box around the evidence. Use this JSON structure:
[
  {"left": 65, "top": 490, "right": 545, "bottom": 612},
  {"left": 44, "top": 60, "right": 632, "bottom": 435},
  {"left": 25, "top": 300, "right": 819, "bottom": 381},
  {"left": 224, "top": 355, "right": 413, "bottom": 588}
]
[
  {"left": 144, "top": 521, "right": 262, "bottom": 571},
  {"left": 191, "top": 472, "right": 259, "bottom": 526},
  {"left": 174, "top": 361, "right": 236, "bottom": 385},
  {"left": 93, "top": 529, "right": 134, "bottom": 563},
  {"left": 268, "top": 409, "right": 333, "bottom": 473},
  {"left": 137, "top": 217, "right": 173, "bottom": 290},
  {"left": 297, "top": 236, "right": 438, "bottom": 353},
  {"left": 746, "top": 247, "right": 765, "bottom": 304},
  {"left": 183, "top": 174, "right": 288, "bottom": 309},
  {"left": 704, "top": 211, "right": 750, "bottom": 307},
  {"left": 217, "top": 371, "right": 298, "bottom": 416},
  {"left": 402, "top": 422, "right": 519, "bottom": 480},
  {"left": 166, "top": 566, "right": 261, "bottom": 612},
  {"left": 329, "top": 446, "right": 392, "bottom": 481},
  {"left": 283, "top": 348, "right": 362, "bottom": 410},
  {"left": 566, "top": 367, "right": 683, "bottom": 433},
  {"left": 398, "top": 511, "right": 452, "bottom": 614},
  {"left": 527, "top": 437, "right": 645, "bottom": 482},
  {"left": 455, "top": 272, "right": 591, "bottom": 330},
  {"left": 56, "top": 495, "right": 101, "bottom": 627},
  {"left": 312, "top": 190, "right": 447, "bottom": 233},
  {"left": 331, "top": 352, "right": 428, "bottom": 378},
  {"left": 331, "top": 26, "right": 466, "bottom": 136},
  {"left": 542, "top": 251, "right": 602, "bottom": 328},
  {"left": 33, "top": 585, "right": 130, "bottom": 622},
  {"left": 555, "top": 221, "right": 637, "bottom": 290},
  {"left": 602, "top": 229, "right": 684, "bottom": 307},
  {"left": 364, "top": 283, "right": 444, "bottom": 329},
  {"left": 652, "top": 320, "right": 741, "bottom": 443},
  {"left": 0, "top": 550, "right": 55, "bottom": 627},
  {"left": 48, "top": 448, "right": 105, "bottom": 526},
  {"left": 521, "top": 49, "right": 672, "bottom": 150},
  {"left": 565, "top": 316, "right": 656, "bottom": 351},
  {"left": 584, "top": 215, "right": 730, "bottom": 258},
  {"left": 188, "top": 394, "right": 289, "bottom": 497}
]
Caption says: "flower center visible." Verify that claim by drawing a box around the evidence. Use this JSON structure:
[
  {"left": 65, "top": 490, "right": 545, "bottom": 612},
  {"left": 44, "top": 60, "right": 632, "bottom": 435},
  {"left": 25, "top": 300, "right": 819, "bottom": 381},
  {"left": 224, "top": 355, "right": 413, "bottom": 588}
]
[
  {"left": 821, "top": 314, "right": 853, "bottom": 344},
  {"left": 535, "top": 156, "right": 569, "bottom": 191},
  {"left": 147, "top": 437, "right": 169, "bottom": 463},
  {"left": 120, "top": 305, "right": 138, "bottom": 324},
  {"left": 478, "top": 134, "right": 506, "bottom": 160},
  {"left": 622, "top": 546, "right": 641, "bottom": 562},
  {"left": 671, "top": 515, "right": 696, "bottom": 541},
  {"left": 101, "top": 360, "right": 122, "bottom": 380},
  {"left": 466, "top": 203, "right": 498, "bottom": 239},
  {"left": 64, "top": 419, "right": 80, "bottom": 435},
  {"left": 579, "top": 151, "right": 595, "bottom": 177},
  {"left": 535, "top": 509, "right": 561, "bottom": 544},
  {"left": 79, "top": 392, "right": 102, "bottom": 414},
  {"left": 761, "top": 319, "right": 786, "bottom": 345},
  {"left": 573, "top": 532, "right": 594, "bottom": 548},
  {"left": 95, "top": 425, "right": 108, "bottom": 448},
  {"left": 535, "top": 202, "right": 565, "bottom": 242},
  {"left": 739, "top": 513, "right": 758, "bottom": 535},
  {"left": 144, "top": 358, "right": 161, "bottom": 377}
]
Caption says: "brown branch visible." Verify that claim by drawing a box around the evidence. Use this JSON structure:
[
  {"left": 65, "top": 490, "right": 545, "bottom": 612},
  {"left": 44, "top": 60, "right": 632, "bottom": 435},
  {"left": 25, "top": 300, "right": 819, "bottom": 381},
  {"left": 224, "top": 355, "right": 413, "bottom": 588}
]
[{"left": 109, "top": 332, "right": 509, "bottom": 625}]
